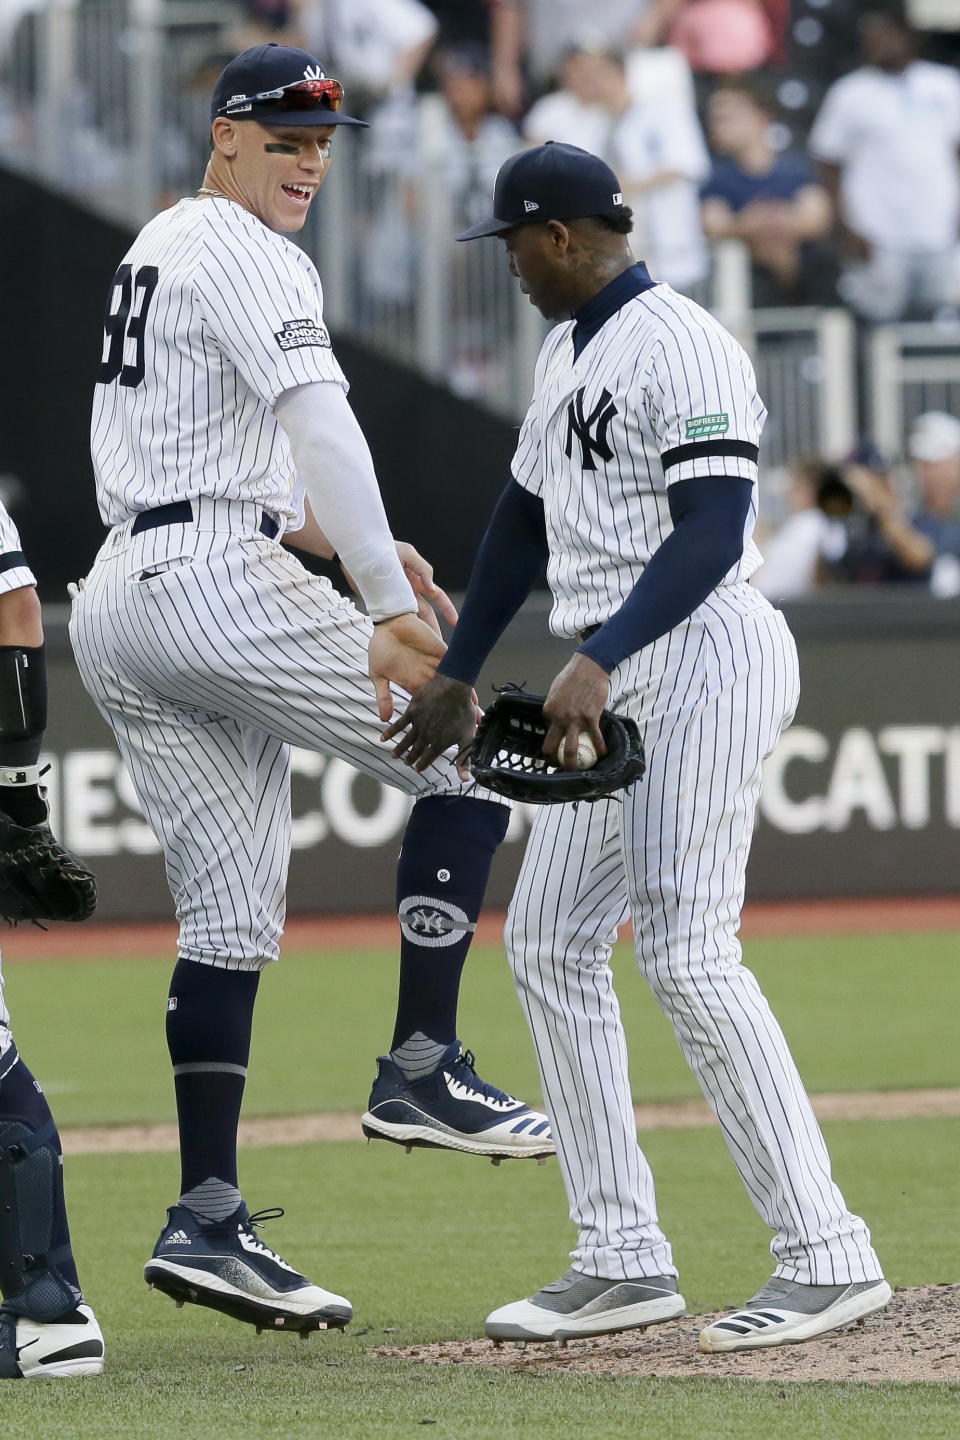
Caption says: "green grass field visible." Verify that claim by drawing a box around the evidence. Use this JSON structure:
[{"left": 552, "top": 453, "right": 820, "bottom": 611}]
[
  {"left": 9, "top": 929, "right": 960, "bottom": 1126},
  {"left": 2, "top": 930, "right": 959, "bottom": 1438}
]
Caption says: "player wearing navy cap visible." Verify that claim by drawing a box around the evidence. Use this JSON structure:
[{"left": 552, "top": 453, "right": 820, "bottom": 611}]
[
  {"left": 456, "top": 141, "right": 627, "bottom": 239},
  {"left": 209, "top": 44, "right": 369, "bottom": 126},
  {"left": 71, "top": 45, "right": 553, "bottom": 1339},
  {"left": 389, "top": 143, "right": 891, "bottom": 1351}
]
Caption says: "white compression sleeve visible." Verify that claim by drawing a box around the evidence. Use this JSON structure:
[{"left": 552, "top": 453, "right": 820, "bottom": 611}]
[{"left": 274, "top": 382, "right": 416, "bottom": 622}]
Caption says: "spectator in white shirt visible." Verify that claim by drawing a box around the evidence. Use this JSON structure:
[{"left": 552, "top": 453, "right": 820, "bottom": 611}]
[
  {"left": 809, "top": 9, "right": 960, "bottom": 322},
  {"left": 489, "top": 0, "right": 671, "bottom": 114},
  {"left": 235, "top": 0, "right": 439, "bottom": 102},
  {"left": 523, "top": 44, "right": 710, "bottom": 292}
]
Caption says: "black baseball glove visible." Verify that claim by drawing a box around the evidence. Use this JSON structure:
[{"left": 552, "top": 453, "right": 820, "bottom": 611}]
[
  {"left": 0, "top": 813, "right": 97, "bottom": 925},
  {"left": 470, "top": 686, "right": 646, "bottom": 805}
]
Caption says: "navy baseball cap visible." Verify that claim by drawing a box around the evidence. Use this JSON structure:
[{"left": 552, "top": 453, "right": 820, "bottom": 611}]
[
  {"left": 211, "top": 44, "right": 367, "bottom": 128},
  {"left": 457, "top": 143, "right": 624, "bottom": 241}
]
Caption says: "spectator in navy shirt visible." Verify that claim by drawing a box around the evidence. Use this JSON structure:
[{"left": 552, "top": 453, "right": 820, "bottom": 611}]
[{"left": 701, "top": 76, "right": 833, "bottom": 304}]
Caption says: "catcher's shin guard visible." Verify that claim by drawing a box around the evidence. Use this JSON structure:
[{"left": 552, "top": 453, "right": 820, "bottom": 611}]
[{"left": 0, "top": 1117, "right": 79, "bottom": 1324}]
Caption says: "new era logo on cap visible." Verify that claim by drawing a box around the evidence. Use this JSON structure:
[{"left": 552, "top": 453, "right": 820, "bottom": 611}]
[{"left": 457, "top": 143, "right": 626, "bottom": 241}]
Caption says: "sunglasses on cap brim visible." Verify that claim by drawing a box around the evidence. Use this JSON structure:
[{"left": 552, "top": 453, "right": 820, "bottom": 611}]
[{"left": 219, "top": 77, "right": 344, "bottom": 116}]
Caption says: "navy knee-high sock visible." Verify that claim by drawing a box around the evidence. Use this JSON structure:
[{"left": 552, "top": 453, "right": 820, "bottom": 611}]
[
  {"left": 165, "top": 959, "right": 260, "bottom": 1222},
  {"left": 391, "top": 794, "right": 510, "bottom": 1076},
  {"left": 0, "top": 1051, "right": 81, "bottom": 1303}
]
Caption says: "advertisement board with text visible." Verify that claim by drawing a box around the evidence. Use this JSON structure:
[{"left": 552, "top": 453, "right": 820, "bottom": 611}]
[{"left": 40, "top": 595, "right": 960, "bottom": 921}]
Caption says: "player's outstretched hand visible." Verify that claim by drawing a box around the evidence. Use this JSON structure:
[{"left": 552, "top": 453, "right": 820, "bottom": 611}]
[
  {"left": 369, "top": 613, "right": 447, "bottom": 722},
  {"left": 380, "top": 673, "right": 479, "bottom": 777},
  {"left": 542, "top": 654, "right": 611, "bottom": 769},
  {"left": 338, "top": 543, "right": 457, "bottom": 639},
  {"left": 396, "top": 542, "right": 458, "bottom": 639}
]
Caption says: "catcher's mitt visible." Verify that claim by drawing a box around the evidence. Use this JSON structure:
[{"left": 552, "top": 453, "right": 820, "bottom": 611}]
[
  {"left": 0, "top": 813, "right": 97, "bottom": 925},
  {"left": 470, "top": 686, "right": 646, "bottom": 805}
]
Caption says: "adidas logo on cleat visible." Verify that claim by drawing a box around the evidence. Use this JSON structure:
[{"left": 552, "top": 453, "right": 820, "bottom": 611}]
[{"left": 166, "top": 1230, "right": 191, "bottom": 1245}]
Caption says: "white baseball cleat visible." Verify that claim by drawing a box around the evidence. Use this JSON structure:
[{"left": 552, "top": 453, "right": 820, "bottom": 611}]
[
  {"left": 699, "top": 1276, "right": 893, "bottom": 1352},
  {"left": 0, "top": 1304, "right": 105, "bottom": 1378},
  {"left": 485, "top": 1269, "right": 685, "bottom": 1342}
]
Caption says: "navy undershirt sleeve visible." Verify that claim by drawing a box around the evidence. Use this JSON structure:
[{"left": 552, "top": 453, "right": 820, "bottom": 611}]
[
  {"left": 437, "top": 480, "right": 549, "bottom": 685},
  {"left": 578, "top": 476, "right": 755, "bottom": 674}
]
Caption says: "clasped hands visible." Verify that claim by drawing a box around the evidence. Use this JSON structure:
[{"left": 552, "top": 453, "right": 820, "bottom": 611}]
[{"left": 373, "top": 554, "right": 610, "bottom": 780}]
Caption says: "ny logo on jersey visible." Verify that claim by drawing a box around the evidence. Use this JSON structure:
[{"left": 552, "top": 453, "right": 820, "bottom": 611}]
[{"left": 565, "top": 387, "right": 618, "bottom": 471}]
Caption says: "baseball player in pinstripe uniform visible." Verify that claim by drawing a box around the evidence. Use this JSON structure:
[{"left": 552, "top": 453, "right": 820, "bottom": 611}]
[
  {"left": 388, "top": 144, "right": 893, "bottom": 1351},
  {"left": 0, "top": 506, "right": 104, "bottom": 1377},
  {"left": 70, "top": 45, "right": 552, "bottom": 1337}
]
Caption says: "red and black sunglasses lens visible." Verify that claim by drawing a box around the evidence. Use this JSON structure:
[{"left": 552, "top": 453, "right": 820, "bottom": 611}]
[{"left": 276, "top": 79, "right": 343, "bottom": 111}]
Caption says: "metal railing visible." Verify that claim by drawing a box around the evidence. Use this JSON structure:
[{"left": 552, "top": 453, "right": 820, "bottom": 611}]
[
  {"left": 753, "top": 307, "right": 857, "bottom": 467},
  {"left": 867, "top": 321, "right": 960, "bottom": 460},
  {"left": 1, "top": 0, "right": 231, "bottom": 224},
  {"left": 306, "top": 116, "right": 549, "bottom": 419}
]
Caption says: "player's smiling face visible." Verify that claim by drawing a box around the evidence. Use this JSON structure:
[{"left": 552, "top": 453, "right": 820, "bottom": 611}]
[
  {"left": 212, "top": 119, "right": 335, "bottom": 233},
  {"left": 250, "top": 122, "right": 334, "bottom": 232}
]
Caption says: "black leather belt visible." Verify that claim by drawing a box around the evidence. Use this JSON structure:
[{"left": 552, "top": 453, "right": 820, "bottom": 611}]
[
  {"left": 577, "top": 623, "right": 601, "bottom": 644},
  {"left": 130, "top": 501, "right": 279, "bottom": 540}
]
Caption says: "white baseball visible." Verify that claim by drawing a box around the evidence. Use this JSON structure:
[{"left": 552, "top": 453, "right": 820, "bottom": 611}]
[{"left": 556, "top": 734, "right": 598, "bottom": 770}]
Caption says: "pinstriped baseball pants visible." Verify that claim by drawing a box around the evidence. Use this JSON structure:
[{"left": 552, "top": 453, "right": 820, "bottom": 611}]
[
  {"left": 506, "top": 584, "right": 884, "bottom": 1287},
  {"left": 69, "top": 502, "right": 485, "bottom": 971}
]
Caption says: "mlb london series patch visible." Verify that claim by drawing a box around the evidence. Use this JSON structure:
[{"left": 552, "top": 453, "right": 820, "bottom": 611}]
[
  {"left": 274, "top": 318, "right": 331, "bottom": 351},
  {"left": 684, "top": 413, "right": 730, "bottom": 439}
]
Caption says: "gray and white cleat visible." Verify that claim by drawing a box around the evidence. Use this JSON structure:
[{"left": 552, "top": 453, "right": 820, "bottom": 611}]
[
  {"left": 485, "top": 1269, "right": 685, "bottom": 1342},
  {"left": 699, "top": 1276, "right": 893, "bottom": 1352}
]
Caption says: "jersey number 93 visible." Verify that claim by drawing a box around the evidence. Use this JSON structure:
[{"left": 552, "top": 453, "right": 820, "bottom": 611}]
[{"left": 99, "top": 264, "right": 159, "bottom": 388}]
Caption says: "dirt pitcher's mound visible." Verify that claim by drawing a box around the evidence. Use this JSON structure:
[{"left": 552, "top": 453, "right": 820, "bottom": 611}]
[{"left": 372, "top": 1284, "right": 960, "bottom": 1384}]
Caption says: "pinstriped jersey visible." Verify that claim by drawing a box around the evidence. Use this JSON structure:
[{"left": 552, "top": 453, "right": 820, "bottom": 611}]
[
  {"left": 0, "top": 501, "right": 36, "bottom": 597},
  {"left": 90, "top": 197, "right": 347, "bottom": 528},
  {"left": 512, "top": 283, "right": 766, "bottom": 638}
]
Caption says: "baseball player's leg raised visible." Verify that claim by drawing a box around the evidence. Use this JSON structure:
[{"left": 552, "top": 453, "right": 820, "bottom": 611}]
[
  {"left": 490, "top": 593, "right": 888, "bottom": 1345},
  {"left": 75, "top": 43, "right": 553, "bottom": 1336},
  {"left": 70, "top": 519, "right": 551, "bottom": 1332},
  {"left": 362, "top": 791, "right": 553, "bottom": 1162}
]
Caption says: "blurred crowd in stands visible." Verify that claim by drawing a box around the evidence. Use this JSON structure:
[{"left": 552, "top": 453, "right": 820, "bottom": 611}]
[
  {"left": 4, "top": 0, "right": 960, "bottom": 326},
  {"left": 4, "top": 0, "right": 960, "bottom": 597},
  {"left": 221, "top": 0, "right": 960, "bottom": 597},
  {"left": 214, "top": 0, "right": 960, "bottom": 322},
  {"left": 225, "top": 0, "right": 960, "bottom": 599}
]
